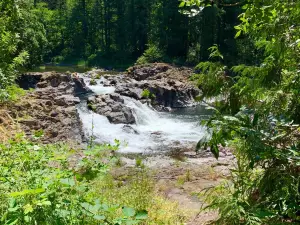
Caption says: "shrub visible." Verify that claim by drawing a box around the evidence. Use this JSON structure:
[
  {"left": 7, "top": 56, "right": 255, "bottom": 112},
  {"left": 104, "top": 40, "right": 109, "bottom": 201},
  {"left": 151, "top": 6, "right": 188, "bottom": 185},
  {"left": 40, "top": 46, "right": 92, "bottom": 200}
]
[
  {"left": 89, "top": 79, "right": 97, "bottom": 85},
  {"left": 141, "top": 89, "right": 155, "bottom": 99},
  {"left": 0, "top": 85, "right": 26, "bottom": 103},
  {"left": 0, "top": 136, "right": 186, "bottom": 224},
  {"left": 0, "top": 136, "right": 147, "bottom": 225},
  {"left": 51, "top": 55, "right": 64, "bottom": 64},
  {"left": 136, "top": 45, "right": 164, "bottom": 65}
]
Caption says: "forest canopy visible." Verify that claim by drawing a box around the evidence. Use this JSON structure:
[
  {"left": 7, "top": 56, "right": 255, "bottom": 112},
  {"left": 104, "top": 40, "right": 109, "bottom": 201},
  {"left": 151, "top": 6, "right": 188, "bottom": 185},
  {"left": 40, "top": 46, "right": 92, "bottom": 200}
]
[{"left": 1, "top": 0, "right": 243, "bottom": 69}]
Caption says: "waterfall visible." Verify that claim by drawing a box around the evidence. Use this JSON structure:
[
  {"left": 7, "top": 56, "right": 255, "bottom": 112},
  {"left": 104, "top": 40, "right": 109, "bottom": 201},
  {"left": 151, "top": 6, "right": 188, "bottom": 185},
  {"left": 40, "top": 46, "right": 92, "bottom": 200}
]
[{"left": 78, "top": 74, "right": 207, "bottom": 153}]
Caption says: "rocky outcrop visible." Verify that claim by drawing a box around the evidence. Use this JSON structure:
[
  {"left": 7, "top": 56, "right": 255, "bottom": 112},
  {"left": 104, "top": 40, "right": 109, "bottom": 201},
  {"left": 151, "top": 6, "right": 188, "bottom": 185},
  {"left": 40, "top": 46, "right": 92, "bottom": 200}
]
[
  {"left": 87, "top": 93, "right": 135, "bottom": 124},
  {"left": 10, "top": 72, "right": 86, "bottom": 144},
  {"left": 114, "top": 64, "right": 199, "bottom": 109},
  {"left": 127, "top": 63, "right": 171, "bottom": 81},
  {"left": 116, "top": 81, "right": 199, "bottom": 108},
  {"left": 17, "top": 72, "right": 90, "bottom": 95}
]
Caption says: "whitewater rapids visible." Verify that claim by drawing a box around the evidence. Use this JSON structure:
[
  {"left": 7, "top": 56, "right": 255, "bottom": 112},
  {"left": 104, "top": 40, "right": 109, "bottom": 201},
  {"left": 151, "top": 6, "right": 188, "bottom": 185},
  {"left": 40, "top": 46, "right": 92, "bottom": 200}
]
[{"left": 78, "top": 75, "right": 208, "bottom": 153}]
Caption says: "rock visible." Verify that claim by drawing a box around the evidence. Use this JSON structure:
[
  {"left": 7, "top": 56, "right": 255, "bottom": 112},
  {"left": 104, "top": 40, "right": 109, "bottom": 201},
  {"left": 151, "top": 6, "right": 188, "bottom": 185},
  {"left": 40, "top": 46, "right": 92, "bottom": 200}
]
[
  {"left": 127, "top": 63, "right": 171, "bottom": 81},
  {"left": 50, "top": 111, "right": 59, "bottom": 117},
  {"left": 113, "top": 63, "right": 200, "bottom": 110},
  {"left": 115, "top": 84, "right": 143, "bottom": 99},
  {"left": 17, "top": 72, "right": 90, "bottom": 96},
  {"left": 37, "top": 81, "right": 48, "bottom": 88},
  {"left": 21, "top": 119, "right": 38, "bottom": 127},
  {"left": 17, "top": 73, "right": 43, "bottom": 89},
  {"left": 116, "top": 80, "right": 199, "bottom": 108},
  {"left": 44, "top": 100, "right": 53, "bottom": 106},
  {"left": 122, "top": 125, "right": 139, "bottom": 134},
  {"left": 87, "top": 93, "right": 136, "bottom": 124},
  {"left": 73, "top": 77, "right": 91, "bottom": 95},
  {"left": 11, "top": 72, "right": 86, "bottom": 144},
  {"left": 54, "top": 95, "right": 80, "bottom": 106}
]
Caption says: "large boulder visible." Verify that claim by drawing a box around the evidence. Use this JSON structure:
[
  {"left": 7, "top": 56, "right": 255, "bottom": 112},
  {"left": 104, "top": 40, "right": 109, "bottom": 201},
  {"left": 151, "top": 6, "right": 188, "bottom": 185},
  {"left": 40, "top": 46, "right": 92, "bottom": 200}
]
[
  {"left": 87, "top": 93, "right": 135, "bottom": 124},
  {"left": 115, "top": 83, "right": 143, "bottom": 99}
]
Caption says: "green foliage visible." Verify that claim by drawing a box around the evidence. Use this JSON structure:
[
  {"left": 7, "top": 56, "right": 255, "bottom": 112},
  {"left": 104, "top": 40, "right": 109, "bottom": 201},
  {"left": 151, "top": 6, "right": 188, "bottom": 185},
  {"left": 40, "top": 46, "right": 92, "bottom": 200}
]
[
  {"left": 136, "top": 45, "right": 165, "bottom": 65},
  {"left": 188, "top": 1, "right": 300, "bottom": 224},
  {"left": 0, "top": 136, "right": 149, "bottom": 225},
  {"left": 90, "top": 169, "right": 186, "bottom": 224},
  {"left": 0, "top": 85, "right": 26, "bottom": 103},
  {"left": 141, "top": 89, "right": 155, "bottom": 100},
  {"left": 191, "top": 62, "right": 228, "bottom": 99},
  {"left": 208, "top": 45, "right": 224, "bottom": 60},
  {"left": 89, "top": 79, "right": 97, "bottom": 86},
  {"left": 87, "top": 103, "right": 96, "bottom": 112},
  {"left": 135, "top": 157, "right": 145, "bottom": 169},
  {"left": 0, "top": 0, "right": 47, "bottom": 100}
]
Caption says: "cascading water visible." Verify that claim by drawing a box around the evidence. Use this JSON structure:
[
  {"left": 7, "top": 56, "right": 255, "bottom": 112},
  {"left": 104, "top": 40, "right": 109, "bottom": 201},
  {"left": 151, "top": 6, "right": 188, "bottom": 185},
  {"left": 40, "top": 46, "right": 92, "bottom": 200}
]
[{"left": 78, "top": 74, "right": 209, "bottom": 153}]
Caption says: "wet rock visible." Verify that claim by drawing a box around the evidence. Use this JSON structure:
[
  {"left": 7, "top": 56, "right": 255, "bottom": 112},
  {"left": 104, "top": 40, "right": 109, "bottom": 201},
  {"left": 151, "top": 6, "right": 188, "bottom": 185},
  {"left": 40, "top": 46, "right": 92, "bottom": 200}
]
[
  {"left": 122, "top": 125, "right": 139, "bottom": 134},
  {"left": 115, "top": 85, "right": 143, "bottom": 99},
  {"left": 113, "top": 63, "right": 200, "bottom": 109},
  {"left": 73, "top": 77, "right": 90, "bottom": 94},
  {"left": 87, "top": 93, "right": 136, "bottom": 124},
  {"left": 116, "top": 80, "right": 199, "bottom": 109}
]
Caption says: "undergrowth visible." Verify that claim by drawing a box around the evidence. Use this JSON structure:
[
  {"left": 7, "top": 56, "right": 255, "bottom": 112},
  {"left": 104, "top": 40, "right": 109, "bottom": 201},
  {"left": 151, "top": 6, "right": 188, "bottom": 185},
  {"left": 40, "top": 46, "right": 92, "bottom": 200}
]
[
  {"left": 0, "top": 134, "right": 185, "bottom": 225},
  {"left": 0, "top": 85, "right": 27, "bottom": 103}
]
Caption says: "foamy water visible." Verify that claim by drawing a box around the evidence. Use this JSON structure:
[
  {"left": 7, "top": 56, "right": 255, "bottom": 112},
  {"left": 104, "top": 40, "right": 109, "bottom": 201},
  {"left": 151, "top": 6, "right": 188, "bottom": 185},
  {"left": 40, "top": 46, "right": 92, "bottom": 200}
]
[{"left": 78, "top": 74, "right": 207, "bottom": 153}]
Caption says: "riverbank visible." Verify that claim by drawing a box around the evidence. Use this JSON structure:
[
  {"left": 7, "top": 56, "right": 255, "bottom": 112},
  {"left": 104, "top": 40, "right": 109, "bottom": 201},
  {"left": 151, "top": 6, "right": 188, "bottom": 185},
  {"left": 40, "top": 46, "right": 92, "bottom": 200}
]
[{"left": 118, "top": 150, "right": 234, "bottom": 224}]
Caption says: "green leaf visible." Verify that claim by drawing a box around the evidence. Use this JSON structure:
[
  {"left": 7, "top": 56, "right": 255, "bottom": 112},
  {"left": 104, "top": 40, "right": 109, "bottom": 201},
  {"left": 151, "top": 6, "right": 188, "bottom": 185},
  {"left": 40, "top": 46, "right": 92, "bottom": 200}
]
[
  {"left": 125, "top": 220, "right": 139, "bottom": 225},
  {"left": 211, "top": 144, "right": 219, "bottom": 159},
  {"left": 223, "top": 116, "right": 240, "bottom": 123},
  {"left": 9, "top": 188, "right": 45, "bottom": 197},
  {"left": 7, "top": 219, "right": 19, "bottom": 225},
  {"left": 60, "top": 178, "right": 75, "bottom": 187},
  {"left": 235, "top": 30, "right": 242, "bottom": 38},
  {"left": 23, "top": 204, "right": 34, "bottom": 215},
  {"left": 179, "top": 1, "right": 185, "bottom": 7},
  {"left": 122, "top": 207, "right": 136, "bottom": 217},
  {"left": 93, "top": 215, "right": 106, "bottom": 220}
]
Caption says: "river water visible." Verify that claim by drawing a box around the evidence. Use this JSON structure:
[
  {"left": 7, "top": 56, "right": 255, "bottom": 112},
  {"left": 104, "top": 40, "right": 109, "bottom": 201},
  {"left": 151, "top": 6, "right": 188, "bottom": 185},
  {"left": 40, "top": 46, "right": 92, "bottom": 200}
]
[{"left": 78, "top": 75, "right": 211, "bottom": 153}]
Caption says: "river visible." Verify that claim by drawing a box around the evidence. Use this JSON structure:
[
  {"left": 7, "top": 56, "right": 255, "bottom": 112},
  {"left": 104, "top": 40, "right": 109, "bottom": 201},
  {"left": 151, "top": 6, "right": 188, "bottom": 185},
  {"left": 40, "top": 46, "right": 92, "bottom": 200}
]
[{"left": 78, "top": 74, "right": 211, "bottom": 154}]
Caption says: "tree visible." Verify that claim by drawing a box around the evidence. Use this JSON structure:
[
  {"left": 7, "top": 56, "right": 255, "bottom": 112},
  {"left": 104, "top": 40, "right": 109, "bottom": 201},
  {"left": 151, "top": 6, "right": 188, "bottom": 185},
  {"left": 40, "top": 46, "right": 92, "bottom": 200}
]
[
  {"left": 183, "top": 0, "right": 300, "bottom": 223},
  {"left": 0, "top": 0, "right": 46, "bottom": 100}
]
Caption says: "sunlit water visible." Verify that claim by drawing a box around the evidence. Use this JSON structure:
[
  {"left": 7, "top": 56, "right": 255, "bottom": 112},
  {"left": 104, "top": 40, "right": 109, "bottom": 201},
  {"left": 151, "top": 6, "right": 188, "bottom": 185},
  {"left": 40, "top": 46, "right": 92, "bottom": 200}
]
[{"left": 78, "top": 75, "right": 211, "bottom": 153}]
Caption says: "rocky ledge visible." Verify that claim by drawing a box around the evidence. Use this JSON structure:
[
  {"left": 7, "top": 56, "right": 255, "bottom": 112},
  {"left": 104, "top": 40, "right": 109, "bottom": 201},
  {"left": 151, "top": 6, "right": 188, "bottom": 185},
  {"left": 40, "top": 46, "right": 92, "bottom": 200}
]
[
  {"left": 7, "top": 72, "right": 91, "bottom": 143},
  {"left": 116, "top": 63, "right": 199, "bottom": 110}
]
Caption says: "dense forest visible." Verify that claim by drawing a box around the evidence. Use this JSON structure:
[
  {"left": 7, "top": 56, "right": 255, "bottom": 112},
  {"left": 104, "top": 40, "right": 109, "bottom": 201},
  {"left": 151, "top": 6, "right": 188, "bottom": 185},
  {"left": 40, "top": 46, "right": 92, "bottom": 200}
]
[
  {"left": 0, "top": 0, "right": 243, "bottom": 67},
  {"left": 1, "top": 0, "right": 300, "bottom": 224}
]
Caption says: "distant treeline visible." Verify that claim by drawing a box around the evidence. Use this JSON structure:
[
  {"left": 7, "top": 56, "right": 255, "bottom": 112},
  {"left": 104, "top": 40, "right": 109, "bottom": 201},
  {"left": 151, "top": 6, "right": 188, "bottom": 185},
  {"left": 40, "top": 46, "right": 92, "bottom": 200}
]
[{"left": 20, "top": 0, "right": 244, "bottom": 67}]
